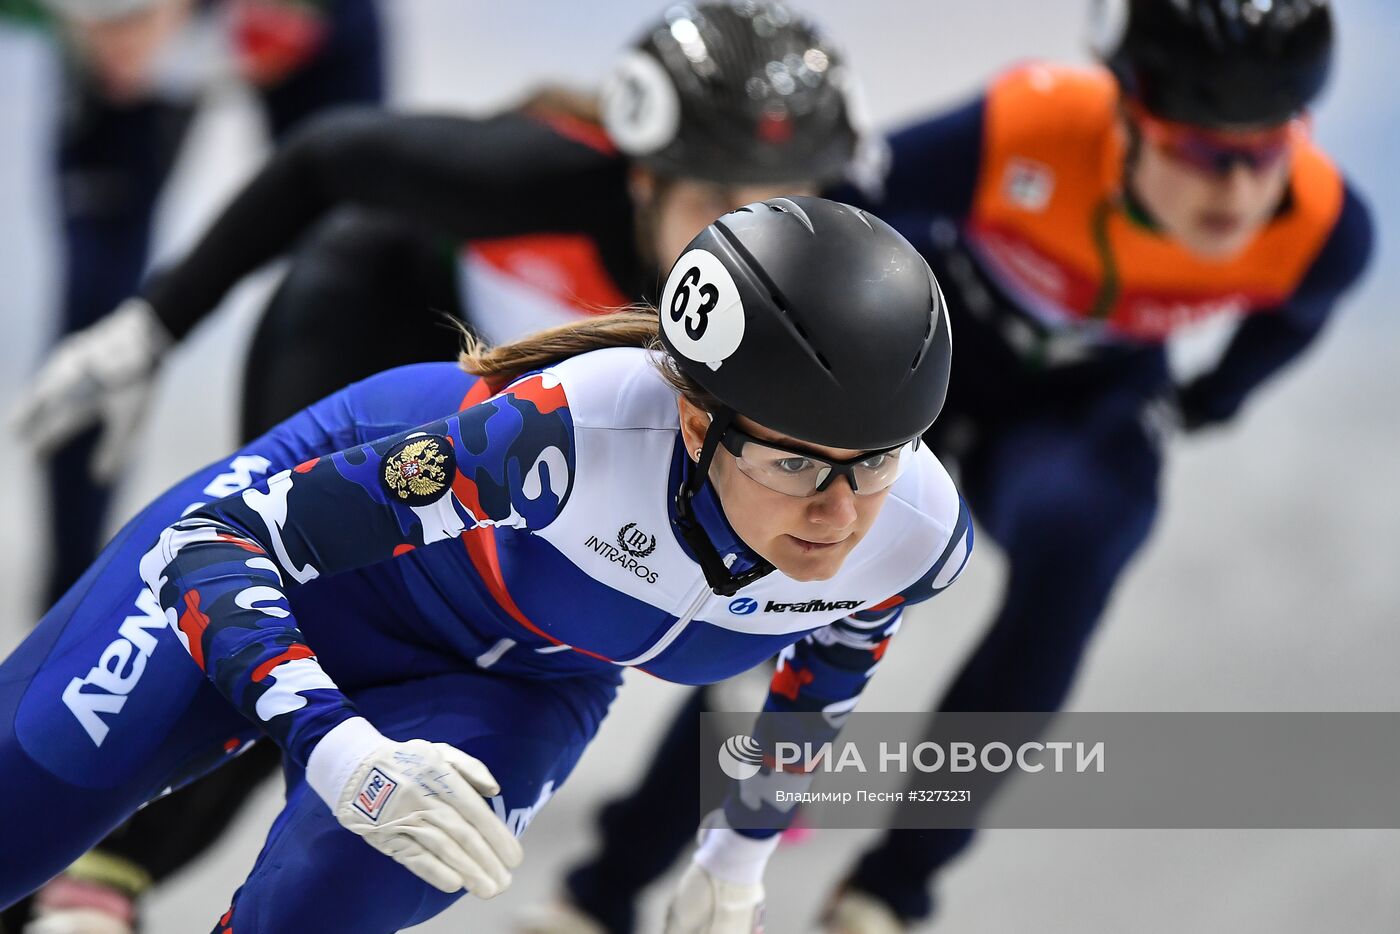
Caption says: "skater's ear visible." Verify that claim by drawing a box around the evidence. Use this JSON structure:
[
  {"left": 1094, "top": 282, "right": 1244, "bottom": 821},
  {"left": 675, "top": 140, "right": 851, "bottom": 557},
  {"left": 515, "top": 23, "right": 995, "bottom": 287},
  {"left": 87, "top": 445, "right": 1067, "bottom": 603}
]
[{"left": 676, "top": 396, "right": 711, "bottom": 463}]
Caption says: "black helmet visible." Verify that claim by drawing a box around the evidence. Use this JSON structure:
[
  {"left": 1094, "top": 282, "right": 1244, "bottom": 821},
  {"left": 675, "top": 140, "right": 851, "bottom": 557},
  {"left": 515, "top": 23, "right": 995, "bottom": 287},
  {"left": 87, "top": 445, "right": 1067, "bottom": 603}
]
[
  {"left": 601, "top": 1, "right": 861, "bottom": 185},
  {"left": 660, "top": 196, "right": 951, "bottom": 449},
  {"left": 1091, "top": 0, "right": 1334, "bottom": 128},
  {"left": 660, "top": 196, "right": 951, "bottom": 595}
]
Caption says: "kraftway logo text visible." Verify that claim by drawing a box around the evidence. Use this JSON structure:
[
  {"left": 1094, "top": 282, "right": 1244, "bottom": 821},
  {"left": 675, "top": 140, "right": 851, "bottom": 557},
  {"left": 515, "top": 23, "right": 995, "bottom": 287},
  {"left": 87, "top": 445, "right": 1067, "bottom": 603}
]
[{"left": 764, "top": 599, "right": 863, "bottom": 613}]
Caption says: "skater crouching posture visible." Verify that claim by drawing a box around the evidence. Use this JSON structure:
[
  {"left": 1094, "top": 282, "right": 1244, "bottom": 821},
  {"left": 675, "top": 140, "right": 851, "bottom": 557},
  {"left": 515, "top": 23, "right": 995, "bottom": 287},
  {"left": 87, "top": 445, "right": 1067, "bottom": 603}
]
[
  {"left": 0, "top": 197, "right": 970, "bottom": 933},
  {"left": 8, "top": 5, "right": 867, "bottom": 927},
  {"left": 5, "top": 7, "right": 868, "bottom": 929}
]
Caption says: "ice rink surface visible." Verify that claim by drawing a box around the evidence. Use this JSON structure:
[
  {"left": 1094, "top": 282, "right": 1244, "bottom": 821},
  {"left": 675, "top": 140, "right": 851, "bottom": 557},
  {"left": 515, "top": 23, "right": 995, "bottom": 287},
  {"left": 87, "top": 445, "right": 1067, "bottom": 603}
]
[{"left": 1, "top": 1, "right": 1397, "bottom": 931}]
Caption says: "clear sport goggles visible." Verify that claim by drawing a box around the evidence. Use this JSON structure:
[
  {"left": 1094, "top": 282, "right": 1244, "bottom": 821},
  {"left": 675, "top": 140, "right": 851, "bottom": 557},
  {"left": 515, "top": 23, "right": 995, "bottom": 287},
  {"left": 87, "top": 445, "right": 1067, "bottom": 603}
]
[{"left": 718, "top": 424, "right": 918, "bottom": 498}]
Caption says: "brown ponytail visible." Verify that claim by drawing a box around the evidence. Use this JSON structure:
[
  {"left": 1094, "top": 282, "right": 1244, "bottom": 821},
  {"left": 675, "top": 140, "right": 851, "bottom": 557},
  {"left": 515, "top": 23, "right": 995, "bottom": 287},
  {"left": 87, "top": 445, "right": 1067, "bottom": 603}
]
[
  {"left": 455, "top": 308, "right": 722, "bottom": 413},
  {"left": 516, "top": 84, "right": 602, "bottom": 125}
]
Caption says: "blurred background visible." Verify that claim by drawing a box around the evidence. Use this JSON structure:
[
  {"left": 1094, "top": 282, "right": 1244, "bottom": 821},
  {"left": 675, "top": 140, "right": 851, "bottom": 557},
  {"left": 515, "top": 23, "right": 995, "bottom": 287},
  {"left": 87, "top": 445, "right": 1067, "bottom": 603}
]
[{"left": 0, "top": 1, "right": 1396, "bottom": 931}]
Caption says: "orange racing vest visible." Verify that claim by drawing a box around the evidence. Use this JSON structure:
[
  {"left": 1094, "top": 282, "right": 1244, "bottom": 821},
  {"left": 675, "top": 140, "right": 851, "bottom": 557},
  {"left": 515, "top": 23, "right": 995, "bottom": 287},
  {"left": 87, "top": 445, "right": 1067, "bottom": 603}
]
[{"left": 964, "top": 63, "right": 1344, "bottom": 344}]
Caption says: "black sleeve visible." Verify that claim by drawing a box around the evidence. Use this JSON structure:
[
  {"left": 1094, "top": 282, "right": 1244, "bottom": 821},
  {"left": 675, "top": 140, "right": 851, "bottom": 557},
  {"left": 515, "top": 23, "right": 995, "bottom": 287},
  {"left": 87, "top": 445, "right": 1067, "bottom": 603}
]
[
  {"left": 1177, "top": 182, "right": 1375, "bottom": 428},
  {"left": 142, "top": 108, "right": 627, "bottom": 339}
]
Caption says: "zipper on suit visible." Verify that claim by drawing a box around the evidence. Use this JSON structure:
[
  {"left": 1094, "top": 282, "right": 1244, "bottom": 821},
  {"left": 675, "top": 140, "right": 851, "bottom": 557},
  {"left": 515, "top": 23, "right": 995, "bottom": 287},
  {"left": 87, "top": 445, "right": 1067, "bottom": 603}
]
[{"left": 616, "top": 576, "right": 711, "bottom": 667}]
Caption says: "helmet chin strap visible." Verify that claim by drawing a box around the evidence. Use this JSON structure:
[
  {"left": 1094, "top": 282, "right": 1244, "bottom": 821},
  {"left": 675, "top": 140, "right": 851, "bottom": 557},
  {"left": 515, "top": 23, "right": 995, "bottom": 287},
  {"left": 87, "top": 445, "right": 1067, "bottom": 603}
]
[
  {"left": 674, "top": 406, "right": 776, "bottom": 597},
  {"left": 1116, "top": 111, "right": 1164, "bottom": 232}
]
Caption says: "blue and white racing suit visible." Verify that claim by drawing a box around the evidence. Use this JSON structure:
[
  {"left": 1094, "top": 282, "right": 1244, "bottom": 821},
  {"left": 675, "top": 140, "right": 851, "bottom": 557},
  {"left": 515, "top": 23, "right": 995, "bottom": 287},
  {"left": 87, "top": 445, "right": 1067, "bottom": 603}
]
[{"left": 0, "top": 347, "right": 970, "bottom": 932}]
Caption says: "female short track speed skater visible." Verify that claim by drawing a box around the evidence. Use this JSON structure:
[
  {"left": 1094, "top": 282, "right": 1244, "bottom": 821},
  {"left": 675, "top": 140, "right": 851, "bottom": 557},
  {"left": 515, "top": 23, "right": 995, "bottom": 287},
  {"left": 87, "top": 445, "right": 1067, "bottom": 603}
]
[
  {"left": 0, "top": 197, "right": 973, "bottom": 934},
  {"left": 538, "top": 2, "right": 1376, "bottom": 932},
  {"left": 8, "top": 4, "right": 867, "bottom": 927}
]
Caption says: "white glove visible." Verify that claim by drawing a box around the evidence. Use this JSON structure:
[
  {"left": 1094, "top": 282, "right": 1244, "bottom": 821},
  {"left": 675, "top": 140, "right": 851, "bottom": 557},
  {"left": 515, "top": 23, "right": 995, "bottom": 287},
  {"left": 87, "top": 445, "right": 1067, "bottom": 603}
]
[
  {"left": 663, "top": 863, "right": 765, "bottom": 934},
  {"left": 514, "top": 900, "right": 609, "bottom": 934},
  {"left": 306, "top": 718, "right": 524, "bottom": 897},
  {"left": 11, "top": 298, "right": 172, "bottom": 482},
  {"left": 820, "top": 889, "right": 906, "bottom": 934},
  {"left": 663, "top": 825, "right": 777, "bottom": 934},
  {"left": 24, "top": 855, "right": 142, "bottom": 934},
  {"left": 24, "top": 909, "right": 132, "bottom": 934}
]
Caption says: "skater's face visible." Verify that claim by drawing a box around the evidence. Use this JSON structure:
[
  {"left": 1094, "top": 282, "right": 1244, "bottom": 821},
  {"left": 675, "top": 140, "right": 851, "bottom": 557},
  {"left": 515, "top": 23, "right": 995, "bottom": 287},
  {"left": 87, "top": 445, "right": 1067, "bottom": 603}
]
[
  {"left": 1124, "top": 105, "right": 1296, "bottom": 259},
  {"left": 63, "top": 0, "right": 194, "bottom": 102},
  {"left": 631, "top": 169, "right": 818, "bottom": 271},
  {"left": 678, "top": 398, "right": 894, "bottom": 583}
]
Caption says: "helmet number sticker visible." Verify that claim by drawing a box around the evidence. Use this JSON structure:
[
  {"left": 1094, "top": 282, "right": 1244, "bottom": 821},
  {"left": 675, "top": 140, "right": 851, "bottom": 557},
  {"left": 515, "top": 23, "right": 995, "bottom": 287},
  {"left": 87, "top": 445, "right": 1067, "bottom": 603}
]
[
  {"left": 601, "top": 50, "right": 681, "bottom": 156},
  {"left": 670, "top": 266, "right": 718, "bottom": 340},
  {"left": 619, "top": 74, "right": 647, "bottom": 126},
  {"left": 660, "top": 249, "right": 745, "bottom": 368}
]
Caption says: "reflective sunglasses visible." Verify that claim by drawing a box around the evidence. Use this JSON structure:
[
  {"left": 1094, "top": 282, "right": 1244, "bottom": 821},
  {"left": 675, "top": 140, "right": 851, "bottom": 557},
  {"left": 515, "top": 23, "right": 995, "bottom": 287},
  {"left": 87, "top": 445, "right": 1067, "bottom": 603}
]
[
  {"left": 718, "top": 424, "right": 917, "bottom": 498},
  {"left": 1128, "top": 102, "right": 1298, "bottom": 175}
]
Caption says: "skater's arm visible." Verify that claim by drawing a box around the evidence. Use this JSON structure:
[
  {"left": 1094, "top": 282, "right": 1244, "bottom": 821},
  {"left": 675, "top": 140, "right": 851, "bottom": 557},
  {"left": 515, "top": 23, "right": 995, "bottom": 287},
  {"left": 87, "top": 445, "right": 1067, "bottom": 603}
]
[
  {"left": 138, "top": 378, "right": 576, "bottom": 765},
  {"left": 1176, "top": 183, "right": 1374, "bottom": 428},
  {"left": 721, "top": 498, "right": 974, "bottom": 836},
  {"left": 764, "top": 495, "right": 972, "bottom": 717},
  {"left": 142, "top": 108, "right": 624, "bottom": 340}
]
